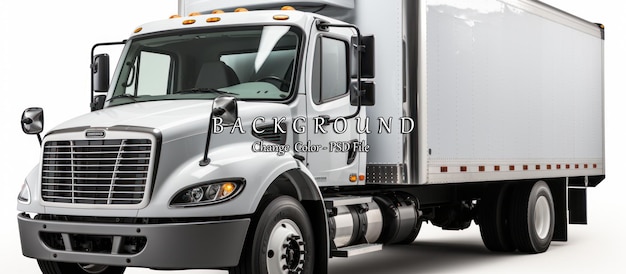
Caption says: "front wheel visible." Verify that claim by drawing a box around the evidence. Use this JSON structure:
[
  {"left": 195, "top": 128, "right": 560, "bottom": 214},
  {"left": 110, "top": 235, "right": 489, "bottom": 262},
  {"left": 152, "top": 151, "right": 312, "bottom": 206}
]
[
  {"left": 38, "top": 260, "right": 125, "bottom": 274},
  {"left": 231, "top": 196, "right": 315, "bottom": 274}
]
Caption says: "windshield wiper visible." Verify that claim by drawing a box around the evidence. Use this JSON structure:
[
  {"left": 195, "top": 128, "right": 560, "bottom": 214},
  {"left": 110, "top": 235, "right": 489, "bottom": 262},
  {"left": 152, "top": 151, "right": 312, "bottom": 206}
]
[
  {"left": 174, "top": 87, "right": 238, "bottom": 95},
  {"left": 107, "top": 93, "right": 138, "bottom": 102}
]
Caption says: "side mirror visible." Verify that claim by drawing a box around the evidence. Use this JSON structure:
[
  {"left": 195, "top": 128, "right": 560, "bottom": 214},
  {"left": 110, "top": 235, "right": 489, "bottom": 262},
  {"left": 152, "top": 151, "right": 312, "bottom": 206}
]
[
  {"left": 21, "top": 107, "right": 44, "bottom": 144},
  {"left": 212, "top": 96, "right": 238, "bottom": 126},
  {"left": 200, "top": 96, "right": 239, "bottom": 166},
  {"left": 351, "top": 81, "right": 376, "bottom": 106},
  {"left": 91, "top": 95, "right": 107, "bottom": 111},
  {"left": 352, "top": 35, "right": 375, "bottom": 79},
  {"left": 92, "top": 54, "right": 110, "bottom": 92},
  {"left": 21, "top": 108, "right": 44, "bottom": 135}
]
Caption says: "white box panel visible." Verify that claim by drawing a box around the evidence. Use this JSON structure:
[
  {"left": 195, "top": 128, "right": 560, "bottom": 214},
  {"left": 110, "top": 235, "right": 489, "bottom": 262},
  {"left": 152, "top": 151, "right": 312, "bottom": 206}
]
[{"left": 425, "top": 0, "right": 604, "bottom": 183}]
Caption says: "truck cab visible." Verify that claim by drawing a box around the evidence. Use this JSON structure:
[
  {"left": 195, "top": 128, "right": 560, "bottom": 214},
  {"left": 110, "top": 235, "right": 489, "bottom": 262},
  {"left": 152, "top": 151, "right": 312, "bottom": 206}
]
[{"left": 19, "top": 2, "right": 370, "bottom": 273}]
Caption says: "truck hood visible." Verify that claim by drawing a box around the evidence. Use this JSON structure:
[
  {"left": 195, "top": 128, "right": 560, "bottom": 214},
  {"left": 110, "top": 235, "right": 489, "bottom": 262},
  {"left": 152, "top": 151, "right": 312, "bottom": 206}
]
[{"left": 49, "top": 100, "right": 289, "bottom": 143}]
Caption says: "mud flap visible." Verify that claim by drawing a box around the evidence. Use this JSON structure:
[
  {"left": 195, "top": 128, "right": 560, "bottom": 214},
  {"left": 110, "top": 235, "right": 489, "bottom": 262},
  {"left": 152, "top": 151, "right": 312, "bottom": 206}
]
[{"left": 568, "top": 188, "right": 588, "bottom": 225}]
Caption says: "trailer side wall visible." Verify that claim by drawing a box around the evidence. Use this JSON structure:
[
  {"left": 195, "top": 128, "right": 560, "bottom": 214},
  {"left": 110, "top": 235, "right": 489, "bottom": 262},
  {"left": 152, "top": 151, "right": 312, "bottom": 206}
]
[{"left": 424, "top": 0, "right": 604, "bottom": 184}]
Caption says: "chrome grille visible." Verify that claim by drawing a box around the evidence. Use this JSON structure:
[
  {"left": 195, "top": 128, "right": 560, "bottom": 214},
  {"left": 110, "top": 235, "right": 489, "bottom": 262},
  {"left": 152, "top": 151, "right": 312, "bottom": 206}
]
[{"left": 42, "top": 139, "right": 152, "bottom": 205}]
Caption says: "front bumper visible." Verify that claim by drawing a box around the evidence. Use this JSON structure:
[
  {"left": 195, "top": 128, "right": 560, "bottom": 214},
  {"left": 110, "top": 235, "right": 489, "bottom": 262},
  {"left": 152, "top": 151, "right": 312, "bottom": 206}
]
[{"left": 18, "top": 213, "right": 250, "bottom": 270}]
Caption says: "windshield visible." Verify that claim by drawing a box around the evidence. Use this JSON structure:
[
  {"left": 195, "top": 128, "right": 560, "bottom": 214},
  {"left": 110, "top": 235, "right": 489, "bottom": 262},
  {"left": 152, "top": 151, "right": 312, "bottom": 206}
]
[{"left": 108, "top": 26, "right": 302, "bottom": 107}]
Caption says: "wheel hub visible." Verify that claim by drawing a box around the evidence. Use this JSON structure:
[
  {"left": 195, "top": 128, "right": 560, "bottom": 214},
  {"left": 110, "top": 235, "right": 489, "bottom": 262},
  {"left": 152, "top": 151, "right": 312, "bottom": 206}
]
[
  {"left": 534, "top": 196, "right": 551, "bottom": 240},
  {"left": 267, "top": 220, "right": 306, "bottom": 274}
]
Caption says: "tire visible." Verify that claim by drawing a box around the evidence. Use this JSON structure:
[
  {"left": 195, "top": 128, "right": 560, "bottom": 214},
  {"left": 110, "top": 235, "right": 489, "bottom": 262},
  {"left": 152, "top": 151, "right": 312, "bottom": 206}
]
[
  {"left": 478, "top": 185, "right": 515, "bottom": 252},
  {"left": 230, "top": 196, "right": 315, "bottom": 274},
  {"left": 509, "top": 181, "right": 555, "bottom": 253},
  {"left": 396, "top": 220, "right": 422, "bottom": 245},
  {"left": 38, "top": 260, "right": 125, "bottom": 274}
]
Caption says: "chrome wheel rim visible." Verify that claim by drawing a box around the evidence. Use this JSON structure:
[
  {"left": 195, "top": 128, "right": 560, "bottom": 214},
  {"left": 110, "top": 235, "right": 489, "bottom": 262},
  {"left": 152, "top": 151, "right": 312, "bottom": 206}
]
[
  {"left": 266, "top": 219, "right": 305, "bottom": 274},
  {"left": 534, "top": 196, "right": 551, "bottom": 240}
]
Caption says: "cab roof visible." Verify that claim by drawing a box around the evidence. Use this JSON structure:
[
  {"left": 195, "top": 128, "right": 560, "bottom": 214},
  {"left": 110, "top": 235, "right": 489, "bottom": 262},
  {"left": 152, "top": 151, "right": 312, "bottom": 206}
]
[
  {"left": 179, "top": 0, "right": 354, "bottom": 15},
  {"left": 131, "top": 10, "right": 312, "bottom": 38}
]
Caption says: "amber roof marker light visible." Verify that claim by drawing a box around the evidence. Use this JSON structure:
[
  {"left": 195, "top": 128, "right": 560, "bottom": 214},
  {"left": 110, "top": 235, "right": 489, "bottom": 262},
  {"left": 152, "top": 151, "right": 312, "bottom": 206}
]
[
  {"left": 273, "top": 15, "right": 290, "bottom": 21},
  {"left": 183, "top": 19, "right": 196, "bottom": 25},
  {"left": 206, "top": 17, "right": 221, "bottom": 23}
]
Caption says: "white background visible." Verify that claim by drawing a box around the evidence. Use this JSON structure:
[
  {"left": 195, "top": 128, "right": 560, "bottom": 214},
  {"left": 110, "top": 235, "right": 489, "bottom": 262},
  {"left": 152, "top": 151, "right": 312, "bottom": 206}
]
[{"left": 0, "top": 0, "right": 623, "bottom": 273}]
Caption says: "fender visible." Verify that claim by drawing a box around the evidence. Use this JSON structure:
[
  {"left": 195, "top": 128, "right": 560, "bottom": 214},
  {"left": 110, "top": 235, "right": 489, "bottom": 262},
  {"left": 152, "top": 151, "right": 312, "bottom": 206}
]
[{"left": 271, "top": 166, "right": 330, "bottom": 273}]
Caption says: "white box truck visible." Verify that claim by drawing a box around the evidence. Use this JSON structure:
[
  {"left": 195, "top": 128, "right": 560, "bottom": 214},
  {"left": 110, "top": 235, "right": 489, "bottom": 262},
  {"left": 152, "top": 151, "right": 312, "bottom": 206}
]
[{"left": 17, "top": 0, "right": 605, "bottom": 273}]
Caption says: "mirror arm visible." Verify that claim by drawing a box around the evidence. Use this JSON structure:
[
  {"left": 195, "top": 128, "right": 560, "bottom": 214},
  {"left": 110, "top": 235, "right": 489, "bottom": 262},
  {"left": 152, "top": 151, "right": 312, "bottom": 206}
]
[
  {"left": 316, "top": 22, "right": 364, "bottom": 124},
  {"left": 91, "top": 40, "right": 127, "bottom": 106},
  {"left": 199, "top": 97, "right": 238, "bottom": 167},
  {"left": 199, "top": 112, "right": 215, "bottom": 167}
]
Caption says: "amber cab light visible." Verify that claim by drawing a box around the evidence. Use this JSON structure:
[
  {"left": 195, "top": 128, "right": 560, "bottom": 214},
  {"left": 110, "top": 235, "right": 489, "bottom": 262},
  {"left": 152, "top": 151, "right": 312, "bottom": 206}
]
[
  {"left": 207, "top": 17, "right": 221, "bottom": 23},
  {"left": 273, "top": 15, "right": 290, "bottom": 21}
]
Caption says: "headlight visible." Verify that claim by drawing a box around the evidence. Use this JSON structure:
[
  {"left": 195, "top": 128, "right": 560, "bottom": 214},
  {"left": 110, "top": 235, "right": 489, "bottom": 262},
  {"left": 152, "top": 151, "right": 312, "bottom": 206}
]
[
  {"left": 18, "top": 181, "right": 31, "bottom": 204},
  {"left": 170, "top": 179, "right": 244, "bottom": 207}
]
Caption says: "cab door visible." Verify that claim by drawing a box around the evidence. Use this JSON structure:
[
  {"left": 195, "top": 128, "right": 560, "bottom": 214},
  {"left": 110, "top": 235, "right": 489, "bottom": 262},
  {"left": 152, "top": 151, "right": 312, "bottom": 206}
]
[{"left": 304, "top": 28, "right": 364, "bottom": 187}]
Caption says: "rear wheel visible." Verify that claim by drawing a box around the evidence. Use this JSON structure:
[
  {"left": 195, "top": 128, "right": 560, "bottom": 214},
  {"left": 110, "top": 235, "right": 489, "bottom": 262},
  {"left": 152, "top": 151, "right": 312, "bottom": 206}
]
[
  {"left": 509, "top": 181, "right": 555, "bottom": 253},
  {"left": 230, "top": 196, "right": 315, "bottom": 274},
  {"left": 478, "top": 185, "right": 515, "bottom": 252},
  {"left": 38, "top": 260, "right": 125, "bottom": 274}
]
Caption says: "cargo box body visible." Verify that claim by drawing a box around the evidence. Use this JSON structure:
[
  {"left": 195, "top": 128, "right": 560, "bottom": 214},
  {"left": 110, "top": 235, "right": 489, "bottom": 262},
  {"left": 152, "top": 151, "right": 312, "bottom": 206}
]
[{"left": 353, "top": 0, "right": 604, "bottom": 185}]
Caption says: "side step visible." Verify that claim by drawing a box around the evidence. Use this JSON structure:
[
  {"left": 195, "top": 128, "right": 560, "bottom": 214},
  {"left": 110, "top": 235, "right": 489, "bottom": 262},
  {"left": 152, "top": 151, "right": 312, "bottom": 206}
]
[
  {"left": 324, "top": 196, "right": 373, "bottom": 208},
  {"left": 331, "top": 243, "right": 383, "bottom": 258}
]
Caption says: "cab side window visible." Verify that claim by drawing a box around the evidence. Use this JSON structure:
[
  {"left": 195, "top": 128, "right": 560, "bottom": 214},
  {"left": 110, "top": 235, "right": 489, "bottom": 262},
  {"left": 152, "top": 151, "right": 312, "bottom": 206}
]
[
  {"left": 312, "top": 37, "right": 349, "bottom": 104},
  {"left": 123, "top": 51, "right": 173, "bottom": 96}
]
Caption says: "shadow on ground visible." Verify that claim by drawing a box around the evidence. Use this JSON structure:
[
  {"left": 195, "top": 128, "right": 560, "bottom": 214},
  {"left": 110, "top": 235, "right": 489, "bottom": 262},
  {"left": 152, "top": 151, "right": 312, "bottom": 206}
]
[{"left": 328, "top": 238, "right": 563, "bottom": 274}]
